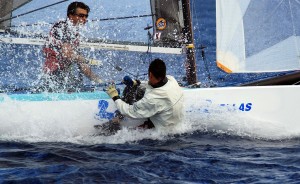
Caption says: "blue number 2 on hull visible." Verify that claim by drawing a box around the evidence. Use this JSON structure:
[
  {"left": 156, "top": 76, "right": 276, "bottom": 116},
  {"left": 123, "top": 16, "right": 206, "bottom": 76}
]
[{"left": 96, "top": 100, "right": 115, "bottom": 120}]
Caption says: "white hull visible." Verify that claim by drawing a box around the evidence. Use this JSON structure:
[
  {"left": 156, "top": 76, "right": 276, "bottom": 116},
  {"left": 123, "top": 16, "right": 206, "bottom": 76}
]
[
  {"left": 185, "top": 85, "right": 300, "bottom": 137},
  {"left": 1, "top": 85, "right": 300, "bottom": 138}
]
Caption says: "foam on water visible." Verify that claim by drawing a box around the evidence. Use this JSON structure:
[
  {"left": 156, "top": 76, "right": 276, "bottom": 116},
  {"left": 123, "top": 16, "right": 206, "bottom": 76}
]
[
  {"left": 185, "top": 105, "right": 299, "bottom": 140},
  {"left": 0, "top": 99, "right": 299, "bottom": 144}
]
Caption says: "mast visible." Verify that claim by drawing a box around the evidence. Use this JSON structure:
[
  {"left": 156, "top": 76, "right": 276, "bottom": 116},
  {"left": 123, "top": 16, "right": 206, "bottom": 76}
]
[{"left": 182, "top": 0, "right": 197, "bottom": 85}]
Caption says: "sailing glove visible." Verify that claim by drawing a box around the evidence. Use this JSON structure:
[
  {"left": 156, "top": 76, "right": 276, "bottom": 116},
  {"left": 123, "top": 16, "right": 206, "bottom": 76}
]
[
  {"left": 106, "top": 84, "right": 120, "bottom": 101},
  {"left": 122, "top": 76, "right": 139, "bottom": 86}
]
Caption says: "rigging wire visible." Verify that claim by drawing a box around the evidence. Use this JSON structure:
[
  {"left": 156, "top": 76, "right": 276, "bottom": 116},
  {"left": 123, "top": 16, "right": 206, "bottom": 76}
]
[
  {"left": 101, "top": 26, "right": 151, "bottom": 81},
  {"left": 134, "top": 24, "right": 153, "bottom": 80},
  {"left": 142, "top": 24, "right": 153, "bottom": 66},
  {"left": 103, "top": 57, "right": 147, "bottom": 80},
  {"left": 106, "top": 24, "right": 152, "bottom": 81},
  {"left": 7, "top": 14, "right": 154, "bottom": 29},
  {"left": 0, "top": 0, "right": 70, "bottom": 24},
  {"left": 91, "top": 14, "right": 153, "bottom": 22},
  {"left": 191, "top": 0, "right": 215, "bottom": 86},
  {"left": 1, "top": 0, "right": 153, "bottom": 29}
]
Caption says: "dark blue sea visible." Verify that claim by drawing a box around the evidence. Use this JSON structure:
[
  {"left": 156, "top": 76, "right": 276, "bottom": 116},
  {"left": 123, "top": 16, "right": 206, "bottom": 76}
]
[{"left": 0, "top": 0, "right": 299, "bottom": 183}]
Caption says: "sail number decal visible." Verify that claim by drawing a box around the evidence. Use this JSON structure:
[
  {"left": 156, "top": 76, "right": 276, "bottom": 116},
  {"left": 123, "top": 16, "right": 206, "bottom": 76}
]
[
  {"left": 156, "top": 18, "right": 167, "bottom": 30},
  {"left": 238, "top": 103, "right": 252, "bottom": 111},
  {"left": 220, "top": 102, "right": 252, "bottom": 112}
]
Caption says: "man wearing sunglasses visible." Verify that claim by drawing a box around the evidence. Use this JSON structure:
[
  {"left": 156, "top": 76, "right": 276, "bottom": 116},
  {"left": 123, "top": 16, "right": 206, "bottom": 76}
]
[{"left": 42, "top": 1, "right": 103, "bottom": 92}]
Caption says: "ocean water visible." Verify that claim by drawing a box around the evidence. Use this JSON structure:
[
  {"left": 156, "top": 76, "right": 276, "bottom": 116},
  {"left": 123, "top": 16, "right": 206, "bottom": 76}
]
[
  {"left": 0, "top": 134, "right": 299, "bottom": 183},
  {"left": 0, "top": 0, "right": 300, "bottom": 183}
]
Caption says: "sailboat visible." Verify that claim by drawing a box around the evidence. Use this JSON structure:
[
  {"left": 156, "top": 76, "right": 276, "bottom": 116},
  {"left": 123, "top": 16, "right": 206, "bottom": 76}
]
[{"left": 1, "top": 0, "right": 300, "bottom": 136}]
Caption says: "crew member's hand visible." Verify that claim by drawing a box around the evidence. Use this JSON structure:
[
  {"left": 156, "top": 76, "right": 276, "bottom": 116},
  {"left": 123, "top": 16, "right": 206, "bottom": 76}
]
[
  {"left": 106, "top": 84, "right": 119, "bottom": 99},
  {"left": 122, "top": 76, "right": 137, "bottom": 86},
  {"left": 89, "top": 59, "right": 103, "bottom": 66}
]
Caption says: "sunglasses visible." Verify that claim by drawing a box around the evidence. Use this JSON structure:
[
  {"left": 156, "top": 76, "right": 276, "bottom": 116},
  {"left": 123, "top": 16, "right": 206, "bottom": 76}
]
[{"left": 74, "top": 13, "right": 88, "bottom": 18}]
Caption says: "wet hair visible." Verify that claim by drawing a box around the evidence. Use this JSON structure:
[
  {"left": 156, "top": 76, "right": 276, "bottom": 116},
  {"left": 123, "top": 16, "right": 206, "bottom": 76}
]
[
  {"left": 67, "top": 2, "right": 90, "bottom": 17},
  {"left": 148, "top": 58, "right": 166, "bottom": 80}
]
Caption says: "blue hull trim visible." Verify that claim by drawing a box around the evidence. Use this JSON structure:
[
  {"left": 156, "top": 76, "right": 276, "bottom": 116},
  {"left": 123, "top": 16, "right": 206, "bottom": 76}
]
[{"left": 0, "top": 91, "right": 110, "bottom": 102}]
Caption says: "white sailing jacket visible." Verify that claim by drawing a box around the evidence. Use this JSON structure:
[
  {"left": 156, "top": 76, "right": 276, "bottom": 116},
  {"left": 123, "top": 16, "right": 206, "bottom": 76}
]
[{"left": 115, "top": 75, "right": 184, "bottom": 128}]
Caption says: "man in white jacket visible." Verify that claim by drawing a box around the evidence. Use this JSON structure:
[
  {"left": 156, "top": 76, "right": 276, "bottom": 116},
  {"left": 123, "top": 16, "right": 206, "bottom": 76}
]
[{"left": 106, "top": 58, "right": 184, "bottom": 129}]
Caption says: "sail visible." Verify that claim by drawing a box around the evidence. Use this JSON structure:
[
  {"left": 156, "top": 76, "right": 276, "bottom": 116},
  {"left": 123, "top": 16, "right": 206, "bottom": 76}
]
[
  {"left": 216, "top": 0, "right": 300, "bottom": 73},
  {"left": 150, "top": 0, "right": 185, "bottom": 48},
  {"left": 150, "top": 0, "right": 197, "bottom": 84},
  {"left": 0, "top": 0, "right": 32, "bottom": 29}
]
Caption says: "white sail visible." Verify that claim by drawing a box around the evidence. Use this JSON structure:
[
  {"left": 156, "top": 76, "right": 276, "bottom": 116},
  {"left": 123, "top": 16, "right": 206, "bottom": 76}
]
[{"left": 216, "top": 0, "right": 300, "bottom": 73}]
